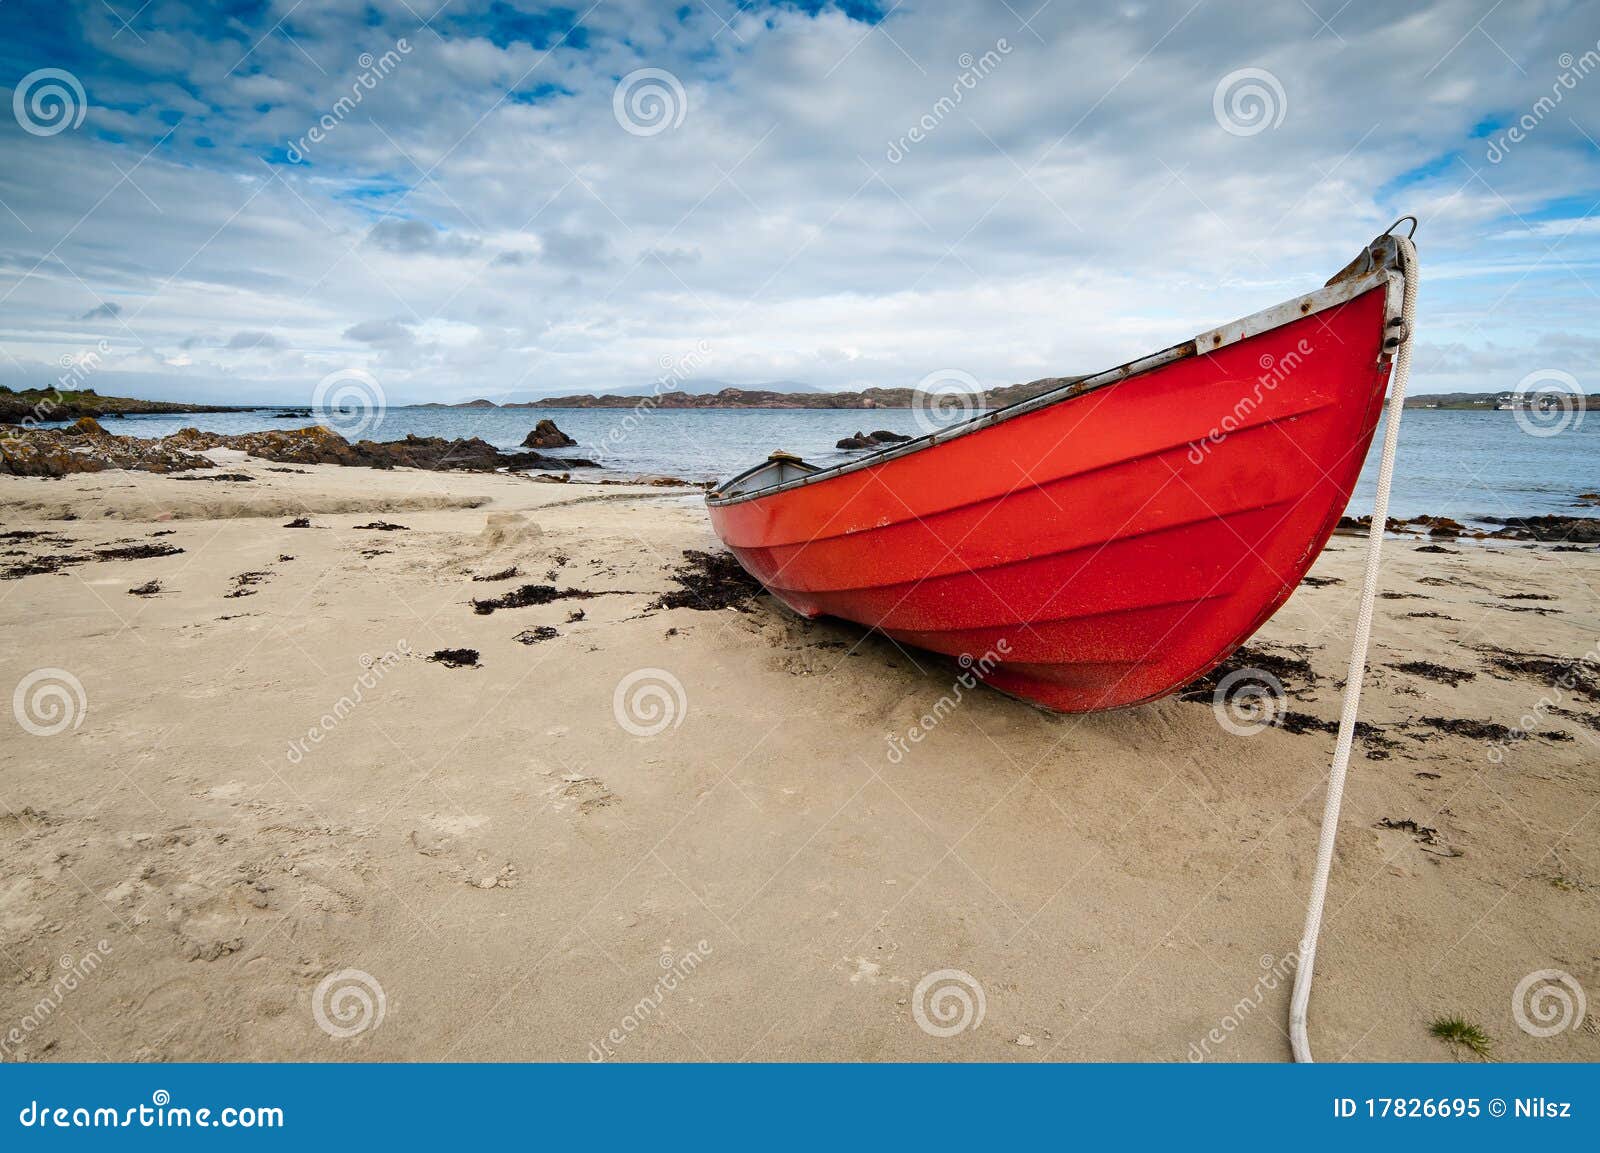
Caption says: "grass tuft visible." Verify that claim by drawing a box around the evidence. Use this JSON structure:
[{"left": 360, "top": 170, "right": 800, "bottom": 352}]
[{"left": 1429, "top": 1015, "right": 1493, "bottom": 1059}]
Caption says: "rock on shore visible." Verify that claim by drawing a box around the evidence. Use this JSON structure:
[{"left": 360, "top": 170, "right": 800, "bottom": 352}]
[
  {"left": 521, "top": 419, "right": 578, "bottom": 449},
  {"left": 0, "top": 417, "right": 213, "bottom": 475},
  {"left": 836, "top": 429, "right": 914, "bottom": 450}
]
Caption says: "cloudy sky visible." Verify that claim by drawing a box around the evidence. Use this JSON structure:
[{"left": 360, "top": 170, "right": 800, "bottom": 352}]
[{"left": 1, "top": 0, "right": 1597, "bottom": 405}]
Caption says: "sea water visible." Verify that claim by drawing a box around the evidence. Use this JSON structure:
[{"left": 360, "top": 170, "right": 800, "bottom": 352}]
[{"left": 55, "top": 406, "right": 1596, "bottom": 527}]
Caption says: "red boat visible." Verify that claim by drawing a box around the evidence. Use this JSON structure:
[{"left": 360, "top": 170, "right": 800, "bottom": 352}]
[{"left": 706, "top": 227, "right": 1415, "bottom": 713}]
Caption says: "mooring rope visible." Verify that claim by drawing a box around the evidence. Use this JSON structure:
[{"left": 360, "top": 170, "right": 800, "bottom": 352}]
[{"left": 1288, "top": 229, "right": 1418, "bottom": 1063}]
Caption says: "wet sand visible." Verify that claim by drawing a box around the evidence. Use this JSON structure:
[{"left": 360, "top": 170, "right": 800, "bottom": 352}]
[{"left": 1, "top": 460, "right": 1597, "bottom": 1061}]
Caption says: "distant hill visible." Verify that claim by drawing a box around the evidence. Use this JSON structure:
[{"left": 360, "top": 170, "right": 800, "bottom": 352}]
[
  {"left": 509, "top": 378, "right": 825, "bottom": 401},
  {"left": 518, "top": 377, "right": 1082, "bottom": 410},
  {"left": 1403, "top": 391, "right": 1599, "bottom": 410},
  {"left": 412, "top": 380, "right": 829, "bottom": 407}
]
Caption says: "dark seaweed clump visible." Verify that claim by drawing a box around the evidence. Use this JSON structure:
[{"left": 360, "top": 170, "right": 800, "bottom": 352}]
[
  {"left": 1390, "top": 661, "right": 1475, "bottom": 687},
  {"left": 94, "top": 543, "right": 183, "bottom": 561},
  {"left": 1376, "top": 817, "right": 1440, "bottom": 844},
  {"left": 1278, "top": 712, "right": 1399, "bottom": 757},
  {"left": 2, "top": 553, "right": 90, "bottom": 579},
  {"left": 471, "top": 584, "right": 605, "bottom": 615},
  {"left": 650, "top": 550, "right": 763, "bottom": 612},
  {"left": 1484, "top": 651, "right": 1600, "bottom": 702},
  {"left": 1178, "top": 645, "right": 1317, "bottom": 701},
  {"left": 1418, "top": 716, "right": 1514, "bottom": 741}
]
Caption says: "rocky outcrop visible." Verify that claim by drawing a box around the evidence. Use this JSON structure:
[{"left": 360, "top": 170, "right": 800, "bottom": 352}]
[
  {"left": 1485, "top": 515, "right": 1600, "bottom": 544},
  {"left": 521, "top": 419, "right": 577, "bottom": 449},
  {"left": 1, "top": 421, "right": 599, "bottom": 478},
  {"left": 1333, "top": 511, "right": 1600, "bottom": 546},
  {"left": 1, "top": 417, "right": 214, "bottom": 476},
  {"left": 185, "top": 428, "right": 600, "bottom": 472},
  {"left": 836, "top": 429, "right": 914, "bottom": 450},
  {"left": 164, "top": 424, "right": 354, "bottom": 465}
]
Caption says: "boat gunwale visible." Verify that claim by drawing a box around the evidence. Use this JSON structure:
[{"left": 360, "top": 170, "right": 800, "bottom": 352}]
[{"left": 706, "top": 264, "right": 1403, "bottom": 508}]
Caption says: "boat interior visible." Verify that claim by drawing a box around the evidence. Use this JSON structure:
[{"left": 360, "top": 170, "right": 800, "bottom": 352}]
[{"left": 715, "top": 451, "right": 822, "bottom": 498}]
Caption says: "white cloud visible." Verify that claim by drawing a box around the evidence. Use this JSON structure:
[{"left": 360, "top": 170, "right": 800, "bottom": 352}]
[{"left": 1, "top": 0, "right": 1597, "bottom": 404}]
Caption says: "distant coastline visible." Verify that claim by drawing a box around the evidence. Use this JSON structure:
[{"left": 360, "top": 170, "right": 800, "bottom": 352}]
[
  {"left": 0, "top": 388, "right": 254, "bottom": 424},
  {"left": 419, "top": 379, "right": 1081, "bottom": 410},
  {"left": 7, "top": 383, "right": 1596, "bottom": 419},
  {"left": 1398, "top": 391, "right": 1600, "bottom": 411}
]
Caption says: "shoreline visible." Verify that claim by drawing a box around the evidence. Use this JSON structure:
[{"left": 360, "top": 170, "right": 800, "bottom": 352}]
[{"left": 5, "top": 416, "right": 1598, "bottom": 547}]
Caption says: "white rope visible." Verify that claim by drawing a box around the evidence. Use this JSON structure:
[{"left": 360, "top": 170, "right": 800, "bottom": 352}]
[{"left": 1289, "top": 233, "right": 1418, "bottom": 1063}]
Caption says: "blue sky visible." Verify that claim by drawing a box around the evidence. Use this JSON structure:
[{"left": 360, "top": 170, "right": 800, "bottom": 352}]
[{"left": 1, "top": 0, "right": 1597, "bottom": 403}]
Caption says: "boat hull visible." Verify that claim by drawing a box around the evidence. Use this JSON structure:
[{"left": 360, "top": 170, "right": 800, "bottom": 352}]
[{"left": 706, "top": 279, "right": 1396, "bottom": 712}]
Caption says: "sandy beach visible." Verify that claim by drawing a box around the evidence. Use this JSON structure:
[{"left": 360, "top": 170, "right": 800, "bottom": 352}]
[{"left": 1, "top": 458, "right": 1596, "bottom": 1063}]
